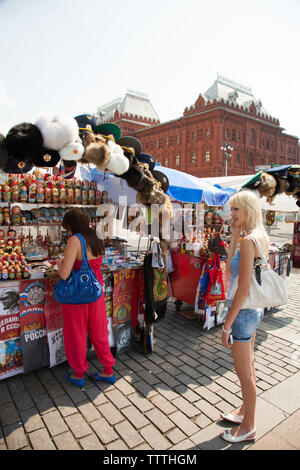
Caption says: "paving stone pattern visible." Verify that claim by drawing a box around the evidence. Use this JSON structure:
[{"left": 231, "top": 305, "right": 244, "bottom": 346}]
[{"left": 0, "top": 269, "right": 299, "bottom": 451}]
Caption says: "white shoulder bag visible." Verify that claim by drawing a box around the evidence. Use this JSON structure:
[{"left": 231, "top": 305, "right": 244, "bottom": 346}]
[{"left": 242, "top": 235, "right": 288, "bottom": 309}]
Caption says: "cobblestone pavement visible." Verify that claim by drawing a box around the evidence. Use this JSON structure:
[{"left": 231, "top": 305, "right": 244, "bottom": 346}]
[{"left": 0, "top": 268, "right": 299, "bottom": 451}]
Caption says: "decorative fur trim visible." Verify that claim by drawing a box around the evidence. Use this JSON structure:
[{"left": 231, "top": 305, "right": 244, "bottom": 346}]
[
  {"left": 83, "top": 141, "right": 110, "bottom": 170},
  {"left": 105, "top": 141, "right": 129, "bottom": 175}
]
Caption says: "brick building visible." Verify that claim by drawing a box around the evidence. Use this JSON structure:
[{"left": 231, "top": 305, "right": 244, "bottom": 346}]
[{"left": 97, "top": 77, "right": 299, "bottom": 177}]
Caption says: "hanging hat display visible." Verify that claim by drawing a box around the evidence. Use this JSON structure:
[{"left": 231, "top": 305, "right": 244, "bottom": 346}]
[
  {"left": 5, "top": 122, "right": 43, "bottom": 161},
  {"left": 0, "top": 134, "right": 9, "bottom": 169},
  {"left": 94, "top": 122, "right": 122, "bottom": 142},
  {"left": 33, "top": 148, "right": 61, "bottom": 168},
  {"left": 35, "top": 113, "right": 79, "bottom": 151}
]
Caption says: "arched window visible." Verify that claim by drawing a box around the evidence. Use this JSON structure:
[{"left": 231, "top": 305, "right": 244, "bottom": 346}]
[
  {"left": 205, "top": 151, "right": 210, "bottom": 162},
  {"left": 249, "top": 129, "right": 255, "bottom": 144},
  {"left": 176, "top": 155, "right": 180, "bottom": 166}
]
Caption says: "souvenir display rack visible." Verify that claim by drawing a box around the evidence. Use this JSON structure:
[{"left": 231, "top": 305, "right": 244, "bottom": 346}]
[{"left": 0, "top": 168, "right": 145, "bottom": 380}]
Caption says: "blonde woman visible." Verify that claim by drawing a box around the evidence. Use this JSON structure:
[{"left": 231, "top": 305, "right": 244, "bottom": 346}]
[{"left": 220, "top": 190, "right": 268, "bottom": 443}]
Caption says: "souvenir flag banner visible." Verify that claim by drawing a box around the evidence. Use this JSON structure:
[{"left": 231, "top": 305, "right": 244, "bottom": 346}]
[
  {"left": 112, "top": 269, "right": 140, "bottom": 326},
  {"left": 19, "top": 280, "right": 49, "bottom": 373}
]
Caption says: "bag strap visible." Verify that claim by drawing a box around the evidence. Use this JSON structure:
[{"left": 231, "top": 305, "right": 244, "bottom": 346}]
[
  {"left": 74, "top": 233, "right": 90, "bottom": 269},
  {"left": 246, "top": 234, "right": 268, "bottom": 261}
]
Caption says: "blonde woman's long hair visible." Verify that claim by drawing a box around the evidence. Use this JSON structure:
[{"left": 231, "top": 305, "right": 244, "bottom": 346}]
[{"left": 229, "top": 190, "right": 268, "bottom": 239}]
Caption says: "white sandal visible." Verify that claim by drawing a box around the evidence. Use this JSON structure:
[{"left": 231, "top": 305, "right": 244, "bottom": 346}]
[
  {"left": 221, "top": 427, "right": 256, "bottom": 443},
  {"left": 220, "top": 412, "right": 244, "bottom": 424}
]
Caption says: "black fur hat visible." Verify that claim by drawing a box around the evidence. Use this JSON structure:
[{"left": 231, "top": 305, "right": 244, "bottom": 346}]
[
  {"left": 5, "top": 122, "right": 43, "bottom": 161},
  {"left": 151, "top": 169, "right": 169, "bottom": 192},
  {"left": 33, "top": 148, "right": 61, "bottom": 167},
  {"left": 3, "top": 154, "right": 34, "bottom": 174},
  {"left": 0, "top": 133, "right": 9, "bottom": 169}
]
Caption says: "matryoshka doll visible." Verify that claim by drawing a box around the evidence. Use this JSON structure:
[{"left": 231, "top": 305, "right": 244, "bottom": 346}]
[
  {"left": 1, "top": 266, "right": 8, "bottom": 280},
  {"left": 59, "top": 188, "right": 66, "bottom": 204},
  {"left": 66, "top": 188, "right": 74, "bottom": 204},
  {"left": 88, "top": 188, "right": 95, "bottom": 205},
  {"left": 44, "top": 187, "right": 52, "bottom": 203},
  {"left": 102, "top": 190, "right": 108, "bottom": 204},
  {"left": 28, "top": 183, "right": 36, "bottom": 203},
  {"left": 15, "top": 265, "right": 22, "bottom": 280},
  {"left": 95, "top": 190, "right": 101, "bottom": 205},
  {"left": 11, "top": 185, "right": 20, "bottom": 203},
  {"left": 3, "top": 185, "right": 11, "bottom": 203},
  {"left": 74, "top": 187, "right": 81, "bottom": 204},
  {"left": 3, "top": 207, "right": 11, "bottom": 225},
  {"left": 0, "top": 207, "right": 3, "bottom": 225},
  {"left": 0, "top": 185, "right": 2, "bottom": 202},
  {"left": 52, "top": 186, "right": 59, "bottom": 204},
  {"left": 36, "top": 184, "right": 44, "bottom": 204},
  {"left": 11, "top": 206, "right": 21, "bottom": 225},
  {"left": 19, "top": 185, "right": 28, "bottom": 202}
]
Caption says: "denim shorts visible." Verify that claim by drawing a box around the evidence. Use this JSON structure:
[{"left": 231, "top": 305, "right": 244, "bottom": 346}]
[{"left": 230, "top": 307, "right": 264, "bottom": 343}]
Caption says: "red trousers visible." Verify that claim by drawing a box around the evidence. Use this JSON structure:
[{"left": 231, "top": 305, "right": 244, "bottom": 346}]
[{"left": 62, "top": 258, "right": 115, "bottom": 378}]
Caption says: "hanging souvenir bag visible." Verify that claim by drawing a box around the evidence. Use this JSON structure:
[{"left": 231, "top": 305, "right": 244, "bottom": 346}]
[
  {"left": 242, "top": 236, "right": 287, "bottom": 309},
  {"left": 204, "top": 252, "right": 225, "bottom": 303},
  {"left": 54, "top": 233, "right": 103, "bottom": 304}
]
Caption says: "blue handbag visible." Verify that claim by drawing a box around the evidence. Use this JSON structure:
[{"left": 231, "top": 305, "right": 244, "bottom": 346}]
[{"left": 54, "top": 233, "right": 103, "bottom": 304}]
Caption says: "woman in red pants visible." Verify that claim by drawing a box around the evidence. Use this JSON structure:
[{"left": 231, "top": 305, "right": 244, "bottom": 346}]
[{"left": 56, "top": 208, "right": 115, "bottom": 388}]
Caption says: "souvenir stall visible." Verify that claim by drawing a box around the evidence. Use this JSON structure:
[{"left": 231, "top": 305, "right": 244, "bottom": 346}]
[
  {"left": 150, "top": 166, "right": 231, "bottom": 328},
  {"left": 0, "top": 168, "right": 146, "bottom": 380}
]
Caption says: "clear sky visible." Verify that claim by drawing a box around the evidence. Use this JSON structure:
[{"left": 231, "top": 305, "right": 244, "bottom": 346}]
[{"left": 0, "top": 0, "right": 299, "bottom": 139}]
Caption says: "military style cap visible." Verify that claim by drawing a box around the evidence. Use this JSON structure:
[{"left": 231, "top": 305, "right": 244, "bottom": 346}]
[
  {"left": 94, "top": 122, "right": 122, "bottom": 142},
  {"left": 151, "top": 169, "right": 169, "bottom": 192},
  {"left": 242, "top": 171, "right": 263, "bottom": 189},
  {"left": 117, "top": 136, "right": 142, "bottom": 156},
  {"left": 136, "top": 152, "right": 155, "bottom": 171},
  {"left": 74, "top": 114, "right": 97, "bottom": 133}
]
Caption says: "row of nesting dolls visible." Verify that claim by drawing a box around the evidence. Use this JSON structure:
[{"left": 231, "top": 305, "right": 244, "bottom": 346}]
[{"left": 0, "top": 205, "right": 99, "bottom": 226}]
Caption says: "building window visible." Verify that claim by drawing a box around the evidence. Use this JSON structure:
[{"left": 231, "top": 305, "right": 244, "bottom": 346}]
[
  {"left": 205, "top": 151, "right": 210, "bottom": 162},
  {"left": 164, "top": 157, "right": 169, "bottom": 166},
  {"left": 192, "top": 132, "right": 195, "bottom": 140},
  {"left": 225, "top": 129, "right": 230, "bottom": 139},
  {"left": 176, "top": 135, "right": 180, "bottom": 144},
  {"left": 237, "top": 131, "right": 240, "bottom": 141},
  {"left": 165, "top": 137, "right": 168, "bottom": 146},
  {"left": 266, "top": 139, "right": 270, "bottom": 150},
  {"left": 248, "top": 153, "right": 254, "bottom": 167},
  {"left": 197, "top": 129, "right": 202, "bottom": 138},
  {"left": 236, "top": 153, "right": 240, "bottom": 166},
  {"left": 249, "top": 129, "right": 255, "bottom": 144},
  {"left": 155, "top": 140, "right": 159, "bottom": 148},
  {"left": 175, "top": 155, "right": 180, "bottom": 166},
  {"left": 191, "top": 153, "right": 197, "bottom": 164},
  {"left": 232, "top": 129, "right": 236, "bottom": 141},
  {"left": 206, "top": 128, "right": 210, "bottom": 137}
]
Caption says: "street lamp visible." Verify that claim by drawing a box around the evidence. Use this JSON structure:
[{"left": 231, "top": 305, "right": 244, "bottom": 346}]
[{"left": 221, "top": 143, "right": 233, "bottom": 177}]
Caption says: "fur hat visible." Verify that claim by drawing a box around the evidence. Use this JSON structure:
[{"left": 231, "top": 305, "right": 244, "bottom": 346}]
[
  {"left": 105, "top": 140, "right": 129, "bottom": 175},
  {"left": 0, "top": 134, "right": 8, "bottom": 169},
  {"left": 117, "top": 136, "right": 142, "bottom": 156},
  {"left": 5, "top": 123, "right": 43, "bottom": 161},
  {"left": 83, "top": 134, "right": 111, "bottom": 170},
  {"left": 33, "top": 148, "right": 61, "bottom": 167},
  {"left": 35, "top": 113, "right": 79, "bottom": 151},
  {"left": 59, "top": 138, "right": 85, "bottom": 161},
  {"left": 3, "top": 154, "right": 34, "bottom": 174}
]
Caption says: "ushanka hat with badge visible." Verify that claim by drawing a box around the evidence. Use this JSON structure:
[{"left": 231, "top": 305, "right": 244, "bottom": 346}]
[
  {"left": 33, "top": 148, "right": 61, "bottom": 168},
  {"left": 5, "top": 122, "right": 43, "bottom": 161},
  {"left": 3, "top": 154, "right": 34, "bottom": 174},
  {"left": 241, "top": 171, "right": 263, "bottom": 189},
  {"left": 94, "top": 122, "right": 122, "bottom": 142}
]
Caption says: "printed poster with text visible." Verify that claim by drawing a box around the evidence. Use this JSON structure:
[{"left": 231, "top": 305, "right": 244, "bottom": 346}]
[
  {"left": 19, "top": 280, "right": 49, "bottom": 373},
  {"left": 0, "top": 283, "right": 23, "bottom": 379},
  {"left": 44, "top": 278, "right": 66, "bottom": 367}
]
